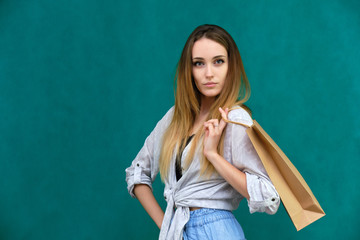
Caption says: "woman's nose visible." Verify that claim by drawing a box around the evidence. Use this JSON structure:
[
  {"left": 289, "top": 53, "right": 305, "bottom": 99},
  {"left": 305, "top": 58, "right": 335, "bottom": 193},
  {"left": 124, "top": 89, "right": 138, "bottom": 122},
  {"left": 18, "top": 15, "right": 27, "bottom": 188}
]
[{"left": 205, "top": 65, "right": 214, "bottom": 78}]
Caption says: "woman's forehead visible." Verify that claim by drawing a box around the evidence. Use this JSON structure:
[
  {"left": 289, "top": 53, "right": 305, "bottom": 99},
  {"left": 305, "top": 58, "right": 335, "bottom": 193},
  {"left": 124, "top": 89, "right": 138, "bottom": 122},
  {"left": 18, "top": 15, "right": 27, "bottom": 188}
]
[{"left": 192, "top": 38, "right": 227, "bottom": 59}]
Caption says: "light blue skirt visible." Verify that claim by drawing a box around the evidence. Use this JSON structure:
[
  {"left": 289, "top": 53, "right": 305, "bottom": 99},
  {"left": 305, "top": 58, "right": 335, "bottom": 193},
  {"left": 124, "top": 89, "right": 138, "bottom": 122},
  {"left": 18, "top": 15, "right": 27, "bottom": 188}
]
[{"left": 183, "top": 208, "right": 246, "bottom": 240}]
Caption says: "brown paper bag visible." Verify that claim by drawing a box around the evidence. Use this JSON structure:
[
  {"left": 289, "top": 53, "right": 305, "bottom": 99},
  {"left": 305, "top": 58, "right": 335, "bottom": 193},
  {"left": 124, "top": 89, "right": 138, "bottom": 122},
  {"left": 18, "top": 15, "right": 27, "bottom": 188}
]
[{"left": 226, "top": 118, "right": 325, "bottom": 231}]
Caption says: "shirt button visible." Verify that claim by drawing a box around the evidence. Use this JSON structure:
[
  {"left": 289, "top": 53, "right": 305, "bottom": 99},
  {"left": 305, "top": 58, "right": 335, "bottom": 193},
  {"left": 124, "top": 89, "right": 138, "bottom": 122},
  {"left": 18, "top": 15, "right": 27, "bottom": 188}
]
[
  {"left": 136, "top": 163, "right": 140, "bottom": 167},
  {"left": 271, "top": 198, "right": 276, "bottom": 202}
]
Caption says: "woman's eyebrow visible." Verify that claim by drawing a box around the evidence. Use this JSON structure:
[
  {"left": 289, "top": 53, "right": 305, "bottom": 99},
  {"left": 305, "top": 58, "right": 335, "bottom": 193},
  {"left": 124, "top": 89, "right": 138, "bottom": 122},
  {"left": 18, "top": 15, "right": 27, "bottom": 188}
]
[{"left": 192, "top": 55, "right": 227, "bottom": 60}]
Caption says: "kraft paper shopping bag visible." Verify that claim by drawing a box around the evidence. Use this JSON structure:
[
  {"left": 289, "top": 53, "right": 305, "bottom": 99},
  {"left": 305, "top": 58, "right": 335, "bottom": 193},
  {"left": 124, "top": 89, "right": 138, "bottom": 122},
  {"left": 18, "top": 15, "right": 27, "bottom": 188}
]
[{"left": 225, "top": 116, "right": 325, "bottom": 231}]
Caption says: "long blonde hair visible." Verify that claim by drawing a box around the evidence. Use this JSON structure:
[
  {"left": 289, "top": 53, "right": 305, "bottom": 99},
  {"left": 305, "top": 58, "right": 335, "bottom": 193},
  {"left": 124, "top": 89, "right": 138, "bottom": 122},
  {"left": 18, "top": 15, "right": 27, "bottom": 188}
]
[{"left": 159, "top": 24, "right": 251, "bottom": 180}]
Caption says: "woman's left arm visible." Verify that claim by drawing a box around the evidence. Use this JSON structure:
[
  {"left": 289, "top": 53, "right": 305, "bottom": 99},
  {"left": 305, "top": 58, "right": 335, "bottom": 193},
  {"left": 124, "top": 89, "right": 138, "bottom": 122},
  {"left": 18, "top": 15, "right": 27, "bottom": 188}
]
[
  {"left": 204, "top": 107, "right": 279, "bottom": 214},
  {"left": 203, "top": 107, "right": 250, "bottom": 199}
]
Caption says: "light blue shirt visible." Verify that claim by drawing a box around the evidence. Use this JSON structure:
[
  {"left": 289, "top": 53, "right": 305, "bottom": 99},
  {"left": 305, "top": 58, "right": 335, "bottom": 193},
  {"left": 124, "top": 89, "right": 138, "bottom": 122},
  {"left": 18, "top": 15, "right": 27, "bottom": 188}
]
[{"left": 125, "top": 106, "right": 280, "bottom": 240}]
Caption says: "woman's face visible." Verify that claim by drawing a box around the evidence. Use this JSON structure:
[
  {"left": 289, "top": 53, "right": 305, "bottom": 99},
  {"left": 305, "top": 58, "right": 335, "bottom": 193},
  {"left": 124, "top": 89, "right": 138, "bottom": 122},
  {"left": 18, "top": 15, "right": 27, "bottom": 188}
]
[{"left": 192, "top": 37, "right": 228, "bottom": 101}]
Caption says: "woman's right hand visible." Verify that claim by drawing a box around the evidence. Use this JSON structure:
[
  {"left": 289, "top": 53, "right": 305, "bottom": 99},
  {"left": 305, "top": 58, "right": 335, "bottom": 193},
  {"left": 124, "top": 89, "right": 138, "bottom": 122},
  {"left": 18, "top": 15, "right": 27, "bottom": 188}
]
[{"left": 203, "top": 107, "right": 229, "bottom": 160}]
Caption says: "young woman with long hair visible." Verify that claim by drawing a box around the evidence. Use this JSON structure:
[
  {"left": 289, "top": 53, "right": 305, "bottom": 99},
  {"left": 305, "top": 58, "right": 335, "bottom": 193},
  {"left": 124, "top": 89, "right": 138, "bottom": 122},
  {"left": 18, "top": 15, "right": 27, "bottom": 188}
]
[{"left": 125, "top": 24, "right": 280, "bottom": 240}]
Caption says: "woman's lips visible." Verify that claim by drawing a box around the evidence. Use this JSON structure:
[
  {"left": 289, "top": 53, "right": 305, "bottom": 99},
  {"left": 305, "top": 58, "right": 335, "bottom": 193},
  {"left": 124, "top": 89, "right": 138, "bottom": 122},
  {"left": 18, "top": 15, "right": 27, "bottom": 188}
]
[{"left": 204, "top": 82, "right": 217, "bottom": 87}]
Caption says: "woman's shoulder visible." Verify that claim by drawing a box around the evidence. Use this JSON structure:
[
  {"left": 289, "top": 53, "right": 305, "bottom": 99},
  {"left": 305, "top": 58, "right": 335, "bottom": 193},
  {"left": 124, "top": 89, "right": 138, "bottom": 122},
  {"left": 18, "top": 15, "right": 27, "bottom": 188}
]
[
  {"left": 227, "top": 106, "right": 253, "bottom": 126},
  {"left": 163, "top": 105, "right": 175, "bottom": 120},
  {"left": 147, "top": 106, "right": 174, "bottom": 137},
  {"left": 156, "top": 106, "right": 175, "bottom": 126}
]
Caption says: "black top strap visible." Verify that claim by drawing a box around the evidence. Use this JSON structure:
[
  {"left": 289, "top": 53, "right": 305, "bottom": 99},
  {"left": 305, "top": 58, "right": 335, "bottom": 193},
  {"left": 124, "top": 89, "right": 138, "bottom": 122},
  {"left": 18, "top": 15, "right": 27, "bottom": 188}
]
[{"left": 175, "top": 134, "right": 194, "bottom": 181}]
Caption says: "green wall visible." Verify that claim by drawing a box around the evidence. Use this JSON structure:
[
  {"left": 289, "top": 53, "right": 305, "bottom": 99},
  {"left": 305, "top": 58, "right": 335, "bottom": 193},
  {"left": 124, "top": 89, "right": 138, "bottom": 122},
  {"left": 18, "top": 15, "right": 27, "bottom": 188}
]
[{"left": 0, "top": 0, "right": 359, "bottom": 239}]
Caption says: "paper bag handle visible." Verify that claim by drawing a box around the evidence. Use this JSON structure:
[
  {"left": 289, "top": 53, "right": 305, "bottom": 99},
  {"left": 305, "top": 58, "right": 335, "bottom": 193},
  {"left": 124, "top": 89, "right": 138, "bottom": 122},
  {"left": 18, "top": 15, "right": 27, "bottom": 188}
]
[{"left": 222, "top": 107, "right": 252, "bottom": 128}]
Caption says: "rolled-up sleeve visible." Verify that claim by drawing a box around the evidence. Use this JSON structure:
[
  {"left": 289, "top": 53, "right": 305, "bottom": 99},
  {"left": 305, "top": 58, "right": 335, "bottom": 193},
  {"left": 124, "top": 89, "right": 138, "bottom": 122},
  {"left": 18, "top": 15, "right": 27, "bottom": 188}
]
[
  {"left": 125, "top": 133, "right": 156, "bottom": 198},
  {"left": 125, "top": 107, "right": 174, "bottom": 198},
  {"left": 228, "top": 108, "right": 280, "bottom": 215}
]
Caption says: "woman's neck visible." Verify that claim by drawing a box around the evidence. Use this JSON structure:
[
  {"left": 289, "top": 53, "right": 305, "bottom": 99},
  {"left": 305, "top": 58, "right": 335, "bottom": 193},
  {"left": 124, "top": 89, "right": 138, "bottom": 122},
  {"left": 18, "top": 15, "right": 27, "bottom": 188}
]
[
  {"left": 190, "top": 96, "right": 215, "bottom": 135},
  {"left": 199, "top": 96, "right": 215, "bottom": 116}
]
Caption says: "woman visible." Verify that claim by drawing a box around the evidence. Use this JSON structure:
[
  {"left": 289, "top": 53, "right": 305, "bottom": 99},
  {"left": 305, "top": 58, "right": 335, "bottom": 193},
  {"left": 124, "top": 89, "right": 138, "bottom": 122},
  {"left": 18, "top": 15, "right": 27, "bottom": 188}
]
[{"left": 125, "top": 24, "right": 280, "bottom": 240}]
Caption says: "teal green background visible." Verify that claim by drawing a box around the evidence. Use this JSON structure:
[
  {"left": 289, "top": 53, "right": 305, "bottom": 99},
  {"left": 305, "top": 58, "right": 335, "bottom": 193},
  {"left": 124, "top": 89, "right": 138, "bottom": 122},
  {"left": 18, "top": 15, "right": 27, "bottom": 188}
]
[{"left": 1, "top": 0, "right": 359, "bottom": 239}]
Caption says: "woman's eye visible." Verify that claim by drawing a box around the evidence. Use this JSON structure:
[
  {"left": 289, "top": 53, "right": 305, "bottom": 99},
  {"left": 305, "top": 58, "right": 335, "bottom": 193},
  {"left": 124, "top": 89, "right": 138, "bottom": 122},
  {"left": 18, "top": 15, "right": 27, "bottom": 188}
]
[
  {"left": 193, "top": 61, "right": 204, "bottom": 67},
  {"left": 214, "top": 59, "right": 225, "bottom": 65}
]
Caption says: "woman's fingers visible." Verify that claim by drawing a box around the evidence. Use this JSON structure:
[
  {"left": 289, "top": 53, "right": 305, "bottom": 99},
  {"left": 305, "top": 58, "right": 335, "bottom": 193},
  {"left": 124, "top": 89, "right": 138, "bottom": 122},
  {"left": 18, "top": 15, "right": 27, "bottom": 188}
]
[
  {"left": 205, "top": 118, "right": 227, "bottom": 135},
  {"left": 219, "top": 118, "right": 226, "bottom": 132},
  {"left": 204, "top": 107, "right": 229, "bottom": 134},
  {"left": 203, "top": 108, "right": 229, "bottom": 157},
  {"left": 204, "top": 120, "right": 219, "bottom": 133},
  {"left": 204, "top": 122, "right": 215, "bottom": 137},
  {"left": 219, "top": 107, "right": 229, "bottom": 121},
  {"left": 205, "top": 119, "right": 219, "bottom": 126},
  {"left": 218, "top": 107, "right": 228, "bottom": 132}
]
